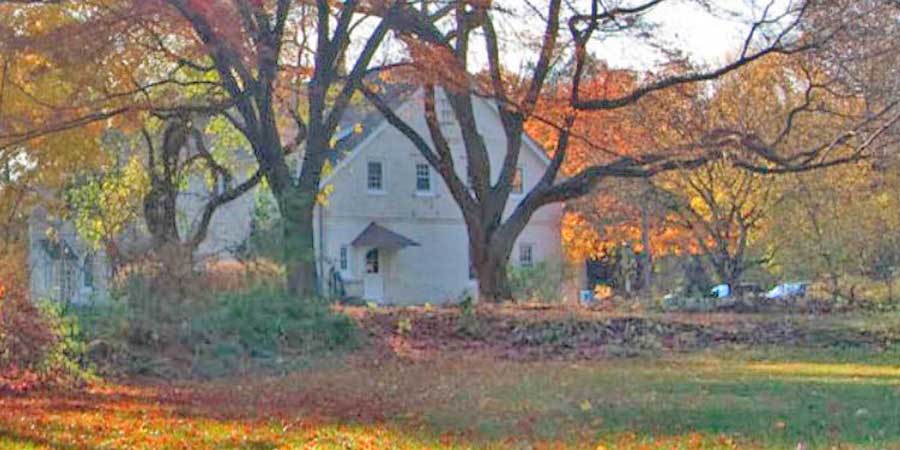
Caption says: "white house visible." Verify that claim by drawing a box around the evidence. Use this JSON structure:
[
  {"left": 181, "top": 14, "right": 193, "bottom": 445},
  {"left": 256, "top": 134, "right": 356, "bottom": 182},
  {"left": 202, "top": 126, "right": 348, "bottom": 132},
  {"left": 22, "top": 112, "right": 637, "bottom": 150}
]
[
  {"left": 28, "top": 90, "right": 564, "bottom": 306},
  {"left": 27, "top": 146, "right": 258, "bottom": 306},
  {"left": 312, "top": 89, "right": 564, "bottom": 304}
]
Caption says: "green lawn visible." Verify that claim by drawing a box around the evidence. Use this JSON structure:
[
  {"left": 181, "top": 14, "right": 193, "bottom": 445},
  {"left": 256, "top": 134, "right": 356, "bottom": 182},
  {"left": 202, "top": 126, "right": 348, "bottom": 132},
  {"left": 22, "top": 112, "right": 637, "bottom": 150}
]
[{"left": 2, "top": 345, "right": 899, "bottom": 449}]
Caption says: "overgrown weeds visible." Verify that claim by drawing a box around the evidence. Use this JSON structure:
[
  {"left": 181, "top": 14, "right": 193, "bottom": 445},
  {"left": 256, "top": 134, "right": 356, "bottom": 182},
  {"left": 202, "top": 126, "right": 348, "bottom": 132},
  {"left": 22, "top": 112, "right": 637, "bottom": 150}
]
[
  {"left": 77, "top": 275, "right": 359, "bottom": 379},
  {"left": 508, "top": 259, "right": 573, "bottom": 304}
]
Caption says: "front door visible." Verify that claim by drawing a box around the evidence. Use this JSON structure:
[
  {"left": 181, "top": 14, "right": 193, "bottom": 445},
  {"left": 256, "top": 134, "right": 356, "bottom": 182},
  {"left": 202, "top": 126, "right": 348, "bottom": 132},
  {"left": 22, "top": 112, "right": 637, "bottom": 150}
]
[{"left": 363, "top": 248, "right": 384, "bottom": 302}]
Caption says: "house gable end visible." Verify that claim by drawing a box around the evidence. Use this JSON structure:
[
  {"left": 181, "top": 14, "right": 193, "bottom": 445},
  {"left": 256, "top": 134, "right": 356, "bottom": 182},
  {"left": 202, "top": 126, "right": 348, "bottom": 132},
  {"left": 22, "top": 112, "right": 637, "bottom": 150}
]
[{"left": 321, "top": 89, "right": 556, "bottom": 188}]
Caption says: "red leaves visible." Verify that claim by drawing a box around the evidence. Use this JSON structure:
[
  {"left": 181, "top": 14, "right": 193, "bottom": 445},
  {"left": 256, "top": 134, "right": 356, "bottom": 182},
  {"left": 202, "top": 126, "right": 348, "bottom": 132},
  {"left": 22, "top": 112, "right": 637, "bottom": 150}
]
[{"left": 0, "top": 253, "right": 60, "bottom": 393}]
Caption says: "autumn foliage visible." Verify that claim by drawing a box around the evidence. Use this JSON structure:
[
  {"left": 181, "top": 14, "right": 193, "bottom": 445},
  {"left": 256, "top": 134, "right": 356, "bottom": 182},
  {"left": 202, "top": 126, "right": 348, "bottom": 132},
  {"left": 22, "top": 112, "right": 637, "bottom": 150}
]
[
  {"left": 526, "top": 68, "right": 693, "bottom": 262},
  {"left": 0, "top": 251, "right": 60, "bottom": 392}
]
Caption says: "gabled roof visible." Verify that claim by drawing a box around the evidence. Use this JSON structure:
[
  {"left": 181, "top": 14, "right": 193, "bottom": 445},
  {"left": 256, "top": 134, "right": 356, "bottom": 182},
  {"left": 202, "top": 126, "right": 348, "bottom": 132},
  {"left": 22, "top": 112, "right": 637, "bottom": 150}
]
[
  {"left": 40, "top": 238, "right": 79, "bottom": 261},
  {"left": 325, "top": 83, "right": 416, "bottom": 166},
  {"left": 351, "top": 222, "right": 420, "bottom": 250},
  {"left": 321, "top": 87, "right": 554, "bottom": 186}
]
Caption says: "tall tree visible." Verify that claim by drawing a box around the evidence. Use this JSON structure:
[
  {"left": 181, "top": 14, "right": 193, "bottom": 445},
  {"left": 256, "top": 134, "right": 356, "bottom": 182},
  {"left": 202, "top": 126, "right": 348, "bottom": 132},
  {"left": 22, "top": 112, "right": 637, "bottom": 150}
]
[
  {"left": 139, "top": 115, "right": 263, "bottom": 279},
  {"left": 364, "top": 0, "right": 896, "bottom": 302},
  {"left": 0, "top": 1, "right": 441, "bottom": 297}
]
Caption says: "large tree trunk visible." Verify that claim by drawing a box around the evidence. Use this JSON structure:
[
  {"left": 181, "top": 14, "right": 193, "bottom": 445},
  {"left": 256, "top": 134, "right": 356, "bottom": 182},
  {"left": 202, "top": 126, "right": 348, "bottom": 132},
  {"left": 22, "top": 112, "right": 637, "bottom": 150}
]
[
  {"left": 278, "top": 130, "right": 329, "bottom": 299},
  {"left": 468, "top": 220, "right": 517, "bottom": 303},
  {"left": 475, "top": 251, "right": 512, "bottom": 303},
  {"left": 279, "top": 186, "right": 319, "bottom": 298}
]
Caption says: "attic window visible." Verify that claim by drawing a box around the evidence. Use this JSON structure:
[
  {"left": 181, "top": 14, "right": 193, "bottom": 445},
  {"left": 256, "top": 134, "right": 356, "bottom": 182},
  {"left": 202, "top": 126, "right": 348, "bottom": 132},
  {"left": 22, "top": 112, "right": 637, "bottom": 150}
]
[
  {"left": 367, "top": 161, "right": 383, "bottom": 192},
  {"left": 511, "top": 166, "right": 524, "bottom": 195},
  {"left": 437, "top": 98, "right": 454, "bottom": 126}
]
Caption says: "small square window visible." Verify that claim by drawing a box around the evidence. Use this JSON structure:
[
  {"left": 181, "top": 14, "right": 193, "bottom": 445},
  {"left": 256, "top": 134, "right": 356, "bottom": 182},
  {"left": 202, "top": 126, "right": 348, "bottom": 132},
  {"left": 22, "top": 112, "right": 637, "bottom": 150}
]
[
  {"left": 339, "top": 245, "right": 348, "bottom": 271},
  {"left": 511, "top": 167, "right": 524, "bottom": 194},
  {"left": 367, "top": 161, "right": 383, "bottom": 192},
  {"left": 519, "top": 243, "right": 534, "bottom": 268},
  {"left": 416, "top": 163, "right": 431, "bottom": 193}
]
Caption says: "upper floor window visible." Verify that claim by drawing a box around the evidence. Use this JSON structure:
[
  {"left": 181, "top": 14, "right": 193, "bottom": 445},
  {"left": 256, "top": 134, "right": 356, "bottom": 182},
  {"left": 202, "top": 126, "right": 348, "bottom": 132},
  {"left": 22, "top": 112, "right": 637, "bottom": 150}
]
[
  {"left": 415, "top": 163, "right": 432, "bottom": 194},
  {"left": 511, "top": 166, "right": 524, "bottom": 195},
  {"left": 367, "top": 161, "right": 383, "bottom": 192},
  {"left": 437, "top": 97, "right": 455, "bottom": 126},
  {"left": 519, "top": 243, "right": 534, "bottom": 268}
]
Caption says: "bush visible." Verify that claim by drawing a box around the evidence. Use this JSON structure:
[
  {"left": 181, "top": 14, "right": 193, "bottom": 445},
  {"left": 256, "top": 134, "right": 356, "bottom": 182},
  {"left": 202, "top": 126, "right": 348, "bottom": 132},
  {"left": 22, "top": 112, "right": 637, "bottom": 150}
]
[
  {"left": 187, "top": 286, "right": 359, "bottom": 377},
  {"left": 1, "top": 254, "right": 89, "bottom": 391},
  {"left": 79, "top": 277, "right": 359, "bottom": 378},
  {"left": 508, "top": 260, "right": 572, "bottom": 303}
]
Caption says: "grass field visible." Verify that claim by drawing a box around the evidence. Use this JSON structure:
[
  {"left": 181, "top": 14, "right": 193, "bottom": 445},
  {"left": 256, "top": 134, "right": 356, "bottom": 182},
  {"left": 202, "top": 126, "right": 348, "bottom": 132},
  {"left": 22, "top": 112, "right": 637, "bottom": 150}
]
[{"left": 2, "top": 344, "right": 899, "bottom": 449}]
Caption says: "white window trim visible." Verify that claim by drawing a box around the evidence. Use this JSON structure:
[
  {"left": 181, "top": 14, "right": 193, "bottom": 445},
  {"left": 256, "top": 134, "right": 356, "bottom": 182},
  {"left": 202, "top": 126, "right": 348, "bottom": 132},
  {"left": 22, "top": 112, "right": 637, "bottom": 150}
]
[
  {"left": 366, "top": 160, "right": 386, "bottom": 195},
  {"left": 437, "top": 97, "right": 455, "bottom": 126},
  {"left": 414, "top": 162, "right": 435, "bottom": 196},
  {"left": 339, "top": 245, "right": 350, "bottom": 275},
  {"left": 519, "top": 243, "right": 535, "bottom": 268},
  {"left": 510, "top": 166, "right": 525, "bottom": 198}
]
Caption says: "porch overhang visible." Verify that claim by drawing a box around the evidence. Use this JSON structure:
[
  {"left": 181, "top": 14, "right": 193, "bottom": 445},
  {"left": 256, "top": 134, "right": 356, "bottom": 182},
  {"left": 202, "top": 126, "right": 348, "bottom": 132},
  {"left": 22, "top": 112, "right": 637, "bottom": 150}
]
[{"left": 351, "top": 222, "right": 420, "bottom": 250}]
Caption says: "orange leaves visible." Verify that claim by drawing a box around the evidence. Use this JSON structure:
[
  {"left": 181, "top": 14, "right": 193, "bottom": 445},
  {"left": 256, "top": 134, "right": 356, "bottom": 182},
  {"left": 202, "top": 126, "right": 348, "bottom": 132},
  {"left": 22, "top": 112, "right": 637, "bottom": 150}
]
[
  {"left": 527, "top": 66, "right": 645, "bottom": 175},
  {"left": 396, "top": 38, "right": 471, "bottom": 94}
]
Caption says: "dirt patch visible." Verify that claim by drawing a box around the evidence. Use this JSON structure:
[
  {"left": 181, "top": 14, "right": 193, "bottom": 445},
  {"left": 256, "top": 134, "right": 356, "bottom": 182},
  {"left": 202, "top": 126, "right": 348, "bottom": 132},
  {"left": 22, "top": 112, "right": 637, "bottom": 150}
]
[{"left": 345, "top": 305, "right": 899, "bottom": 361}]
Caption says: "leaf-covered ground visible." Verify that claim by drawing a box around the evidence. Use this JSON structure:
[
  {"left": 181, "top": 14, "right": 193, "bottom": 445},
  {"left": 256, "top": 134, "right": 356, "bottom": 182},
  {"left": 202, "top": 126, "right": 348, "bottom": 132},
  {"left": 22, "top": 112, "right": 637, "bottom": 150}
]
[
  {"left": 3, "top": 311, "right": 900, "bottom": 449},
  {"left": 348, "top": 306, "right": 900, "bottom": 361}
]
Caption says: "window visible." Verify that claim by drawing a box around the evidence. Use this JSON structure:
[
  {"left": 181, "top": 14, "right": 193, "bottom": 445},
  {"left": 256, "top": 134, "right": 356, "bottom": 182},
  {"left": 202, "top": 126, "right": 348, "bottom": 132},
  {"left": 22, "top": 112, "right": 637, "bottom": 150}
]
[
  {"left": 367, "top": 161, "right": 383, "bottom": 192},
  {"left": 365, "top": 248, "right": 379, "bottom": 273},
  {"left": 511, "top": 166, "right": 524, "bottom": 195},
  {"left": 437, "top": 98, "right": 454, "bottom": 126},
  {"left": 519, "top": 243, "right": 534, "bottom": 268},
  {"left": 339, "top": 245, "right": 348, "bottom": 271},
  {"left": 214, "top": 176, "right": 230, "bottom": 196},
  {"left": 415, "top": 163, "right": 432, "bottom": 193},
  {"left": 83, "top": 254, "right": 94, "bottom": 289}
]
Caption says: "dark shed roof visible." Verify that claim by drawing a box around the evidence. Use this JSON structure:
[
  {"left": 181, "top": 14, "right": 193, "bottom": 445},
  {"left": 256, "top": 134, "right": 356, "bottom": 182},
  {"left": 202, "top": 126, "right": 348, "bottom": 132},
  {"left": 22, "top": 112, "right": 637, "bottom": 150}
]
[{"left": 351, "top": 222, "right": 420, "bottom": 250}]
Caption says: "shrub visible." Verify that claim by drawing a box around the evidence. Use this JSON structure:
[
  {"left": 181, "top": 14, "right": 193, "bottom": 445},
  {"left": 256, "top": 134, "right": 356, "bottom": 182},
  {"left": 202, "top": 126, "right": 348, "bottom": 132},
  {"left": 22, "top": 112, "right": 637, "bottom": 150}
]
[
  {"left": 0, "top": 293, "right": 57, "bottom": 379},
  {"left": 1, "top": 253, "right": 89, "bottom": 391},
  {"left": 508, "top": 259, "right": 572, "bottom": 303},
  {"left": 79, "top": 277, "right": 359, "bottom": 378},
  {"left": 187, "top": 286, "right": 359, "bottom": 377}
]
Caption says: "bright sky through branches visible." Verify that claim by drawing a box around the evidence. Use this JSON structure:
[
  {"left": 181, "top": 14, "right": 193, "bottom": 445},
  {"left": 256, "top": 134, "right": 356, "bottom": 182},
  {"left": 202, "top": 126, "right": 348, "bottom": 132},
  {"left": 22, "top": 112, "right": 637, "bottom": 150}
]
[{"left": 479, "top": 0, "right": 794, "bottom": 73}]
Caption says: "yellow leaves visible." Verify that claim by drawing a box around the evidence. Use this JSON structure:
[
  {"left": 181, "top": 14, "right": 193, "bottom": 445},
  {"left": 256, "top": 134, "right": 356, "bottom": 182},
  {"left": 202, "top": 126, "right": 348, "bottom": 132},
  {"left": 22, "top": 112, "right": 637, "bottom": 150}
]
[
  {"left": 593, "top": 284, "right": 613, "bottom": 300},
  {"left": 69, "top": 156, "right": 148, "bottom": 249},
  {"left": 579, "top": 399, "right": 593, "bottom": 412},
  {"left": 395, "top": 317, "right": 413, "bottom": 335},
  {"left": 316, "top": 183, "right": 334, "bottom": 206}
]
